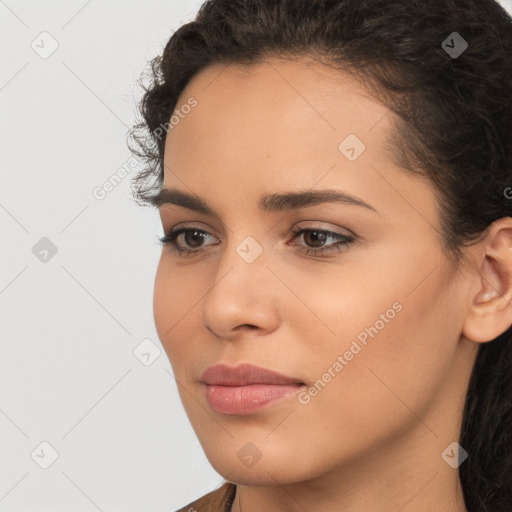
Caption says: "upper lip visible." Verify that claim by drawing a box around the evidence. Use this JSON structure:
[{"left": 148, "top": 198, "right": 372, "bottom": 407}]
[{"left": 200, "top": 363, "right": 304, "bottom": 386}]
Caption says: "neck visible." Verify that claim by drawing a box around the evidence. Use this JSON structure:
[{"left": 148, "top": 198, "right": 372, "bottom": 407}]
[{"left": 230, "top": 432, "right": 468, "bottom": 512}]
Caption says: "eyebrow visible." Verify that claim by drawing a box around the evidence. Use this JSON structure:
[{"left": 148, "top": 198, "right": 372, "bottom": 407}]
[{"left": 148, "top": 187, "right": 379, "bottom": 215}]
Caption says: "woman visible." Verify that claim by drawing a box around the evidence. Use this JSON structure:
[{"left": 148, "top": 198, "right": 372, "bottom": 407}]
[{"left": 128, "top": 0, "right": 512, "bottom": 510}]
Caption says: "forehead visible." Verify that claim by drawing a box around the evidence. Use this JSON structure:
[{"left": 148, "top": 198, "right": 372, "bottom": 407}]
[
  {"left": 170, "top": 57, "right": 389, "bottom": 136},
  {"left": 163, "top": 56, "right": 396, "bottom": 181}
]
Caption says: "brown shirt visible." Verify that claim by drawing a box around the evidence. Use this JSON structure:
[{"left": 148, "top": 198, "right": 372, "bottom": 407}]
[{"left": 174, "top": 482, "right": 237, "bottom": 512}]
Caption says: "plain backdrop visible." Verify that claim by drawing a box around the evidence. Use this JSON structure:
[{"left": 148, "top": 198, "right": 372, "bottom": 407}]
[{"left": 1, "top": 1, "right": 511, "bottom": 511}]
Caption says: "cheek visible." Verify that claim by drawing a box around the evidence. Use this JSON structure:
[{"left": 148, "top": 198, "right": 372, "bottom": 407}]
[
  {"left": 153, "top": 258, "right": 172, "bottom": 342},
  {"left": 283, "top": 249, "right": 457, "bottom": 429},
  {"left": 153, "top": 257, "right": 195, "bottom": 366}
]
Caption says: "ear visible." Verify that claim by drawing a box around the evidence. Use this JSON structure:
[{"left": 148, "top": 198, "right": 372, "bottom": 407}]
[{"left": 462, "top": 217, "right": 512, "bottom": 343}]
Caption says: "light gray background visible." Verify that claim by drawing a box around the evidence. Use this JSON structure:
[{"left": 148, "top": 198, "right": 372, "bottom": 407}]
[{"left": 1, "top": 1, "right": 511, "bottom": 511}]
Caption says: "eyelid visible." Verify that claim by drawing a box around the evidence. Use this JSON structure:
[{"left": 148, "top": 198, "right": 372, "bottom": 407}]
[
  {"left": 159, "top": 222, "right": 357, "bottom": 258},
  {"left": 290, "top": 220, "right": 355, "bottom": 237},
  {"left": 160, "top": 220, "right": 221, "bottom": 238},
  {"left": 160, "top": 220, "right": 353, "bottom": 243}
]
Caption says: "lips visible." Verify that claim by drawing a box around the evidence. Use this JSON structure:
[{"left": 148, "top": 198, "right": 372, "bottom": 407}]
[
  {"left": 199, "top": 363, "right": 304, "bottom": 386},
  {"left": 199, "top": 363, "right": 305, "bottom": 415}
]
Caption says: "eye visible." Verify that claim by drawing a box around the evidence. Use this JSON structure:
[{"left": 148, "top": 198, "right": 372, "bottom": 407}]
[
  {"left": 158, "top": 226, "right": 356, "bottom": 257},
  {"left": 288, "top": 227, "right": 356, "bottom": 255},
  {"left": 159, "top": 227, "right": 218, "bottom": 257}
]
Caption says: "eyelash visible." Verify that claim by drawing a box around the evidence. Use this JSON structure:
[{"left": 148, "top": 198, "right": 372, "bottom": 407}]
[{"left": 158, "top": 227, "right": 356, "bottom": 257}]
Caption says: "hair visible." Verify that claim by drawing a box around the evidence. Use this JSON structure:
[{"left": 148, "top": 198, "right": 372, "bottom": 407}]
[{"left": 128, "top": 0, "right": 512, "bottom": 510}]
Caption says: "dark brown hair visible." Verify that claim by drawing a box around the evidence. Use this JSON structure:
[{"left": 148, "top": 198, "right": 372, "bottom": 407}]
[{"left": 128, "top": 1, "right": 512, "bottom": 510}]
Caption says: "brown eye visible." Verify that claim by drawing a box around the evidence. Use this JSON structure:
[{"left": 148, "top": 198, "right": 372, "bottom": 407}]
[
  {"left": 290, "top": 228, "right": 356, "bottom": 255},
  {"left": 302, "top": 230, "right": 328, "bottom": 248},
  {"left": 181, "top": 230, "right": 207, "bottom": 248},
  {"left": 159, "top": 228, "right": 219, "bottom": 256}
]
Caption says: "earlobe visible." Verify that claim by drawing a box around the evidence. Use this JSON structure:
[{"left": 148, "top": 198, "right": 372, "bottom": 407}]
[{"left": 461, "top": 217, "right": 512, "bottom": 343}]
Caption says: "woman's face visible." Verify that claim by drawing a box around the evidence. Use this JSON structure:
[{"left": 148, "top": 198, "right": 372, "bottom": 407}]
[{"left": 153, "top": 56, "right": 479, "bottom": 485}]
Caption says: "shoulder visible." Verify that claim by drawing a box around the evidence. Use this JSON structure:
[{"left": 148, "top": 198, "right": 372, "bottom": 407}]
[{"left": 174, "top": 481, "right": 237, "bottom": 512}]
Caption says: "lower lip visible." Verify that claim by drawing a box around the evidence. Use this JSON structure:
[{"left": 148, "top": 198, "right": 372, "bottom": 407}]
[{"left": 204, "top": 383, "right": 304, "bottom": 415}]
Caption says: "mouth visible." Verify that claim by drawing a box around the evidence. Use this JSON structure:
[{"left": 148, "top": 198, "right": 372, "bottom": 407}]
[{"left": 199, "top": 363, "right": 306, "bottom": 415}]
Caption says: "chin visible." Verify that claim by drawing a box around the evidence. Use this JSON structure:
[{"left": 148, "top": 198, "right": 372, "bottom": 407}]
[{"left": 203, "top": 440, "right": 322, "bottom": 486}]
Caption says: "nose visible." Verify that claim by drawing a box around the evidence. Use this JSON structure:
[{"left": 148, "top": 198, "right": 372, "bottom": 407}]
[{"left": 201, "top": 241, "right": 281, "bottom": 340}]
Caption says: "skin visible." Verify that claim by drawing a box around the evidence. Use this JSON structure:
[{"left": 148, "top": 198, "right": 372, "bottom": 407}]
[{"left": 152, "top": 56, "right": 512, "bottom": 512}]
